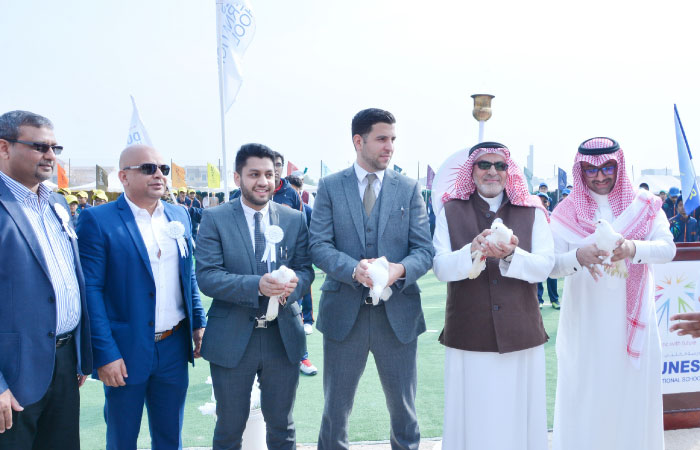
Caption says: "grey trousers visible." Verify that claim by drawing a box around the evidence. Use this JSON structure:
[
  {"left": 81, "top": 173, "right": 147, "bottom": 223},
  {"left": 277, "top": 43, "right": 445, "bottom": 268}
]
[
  {"left": 210, "top": 324, "right": 299, "bottom": 450},
  {"left": 318, "top": 303, "right": 420, "bottom": 450}
]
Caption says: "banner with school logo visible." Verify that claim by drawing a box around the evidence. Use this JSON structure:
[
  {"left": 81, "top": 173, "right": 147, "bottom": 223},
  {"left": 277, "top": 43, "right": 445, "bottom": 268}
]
[{"left": 655, "top": 260, "right": 700, "bottom": 394}]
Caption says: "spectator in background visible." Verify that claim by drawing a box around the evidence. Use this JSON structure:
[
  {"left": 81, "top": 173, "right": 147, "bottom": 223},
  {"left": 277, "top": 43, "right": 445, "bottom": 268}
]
[
  {"left": 93, "top": 192, "right": 108, "bottom": 206},
  {"left": 176, "top": 187, "right": 188, "bottom": 206},
  {"left": 66, "top": 194, "right": 79, "bottom": 228},
  {"left": 272, "top": 152, "right": 302, "bottom": 211},
  {"left": 639, "top": 182, "right": 649, "bottom": 191},
  {"left": 561, "top": 188, "right": 571, "bottom": 199},
  {"left": 76, "top": 191, "right": 90, "bottom": 211},
  {"left": 285, "top": 172, "right": 318, "bottom": 375},
  {"left": 188, "top": 189, "right": 201, "bottom": 208},
  {"left": 663, "top": 187, "right": 680, "bottom": 218},
  {"left": 670, "top": 197, "right": 699, "bottom": 242},
  {"left": 658, "top": 190, "right": 667, "bottom": 203},
  {"left": 536, "top": 192, "right": 560, "bottom": 309}
]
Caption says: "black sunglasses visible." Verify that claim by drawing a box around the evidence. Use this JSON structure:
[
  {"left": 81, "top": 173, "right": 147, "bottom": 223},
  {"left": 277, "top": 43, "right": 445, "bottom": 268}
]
[
  {"left": 475, "top": 161, "right": 508, "bottom": 171},
  {"left": 122, "top": 163, "right": 170, "bottom": 176},
  {"left": 5, "top": 139, "right": 63, "bottom": 155}
]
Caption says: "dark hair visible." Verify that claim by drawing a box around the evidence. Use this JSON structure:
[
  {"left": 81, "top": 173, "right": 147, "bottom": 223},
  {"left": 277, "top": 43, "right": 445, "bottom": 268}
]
[
  {"left": 639, "top": 182, "right": 649, "bottom": 190},
  {"left": 286, "top": 175, "right": 303, "bottom": 189},
  {"left": 0, "top": 110, "right": 53, "bottom": 140},
  {"left": 676, "top": 196, "right": 684, "bottom": 206},
  {"left": 273, "top": 151, "right": 284, "bottom": 166},
  {"left": 351, "top": 108, "right": 396, "bottom": 139},
  {"left": 235, "top": 143, "right": 277, "bottom": 174}
]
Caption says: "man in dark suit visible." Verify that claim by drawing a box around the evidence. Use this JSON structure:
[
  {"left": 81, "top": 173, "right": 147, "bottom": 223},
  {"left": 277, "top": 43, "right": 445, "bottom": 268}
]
[
  {"left": 0, "top": 110, "right": 92, "bottom": 449},
  {"left": 195, "top": 143, "right": 314, "bottom": 450},
  {"left": 309, "top": 108, "right": 434, "bottom": 450},
  {"left": 77, "top": 144, "right": 206, "bottom": 449}
]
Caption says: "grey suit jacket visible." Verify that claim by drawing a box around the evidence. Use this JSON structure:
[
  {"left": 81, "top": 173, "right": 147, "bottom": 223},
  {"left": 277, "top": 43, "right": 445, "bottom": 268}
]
[
  {"left": 195, "top": 199, "right": 314, "bottom": 367},
  {"left": 309, "top": 166, "right": 434, "bottom": 344}
]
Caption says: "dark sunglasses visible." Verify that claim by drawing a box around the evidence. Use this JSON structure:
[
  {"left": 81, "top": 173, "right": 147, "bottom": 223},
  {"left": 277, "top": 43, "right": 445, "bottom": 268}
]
[
  {"left": 475, "top": 161, "right": 508, "bottom": 171},
  {"left": 5, "top": 139, "right": 63, "bottom": 155},
  {"left": 582, "top": 165, "right": 616, "bottom": 178},
  {"left": 122, "top": 163, "right": 170, "bottom": 176}
]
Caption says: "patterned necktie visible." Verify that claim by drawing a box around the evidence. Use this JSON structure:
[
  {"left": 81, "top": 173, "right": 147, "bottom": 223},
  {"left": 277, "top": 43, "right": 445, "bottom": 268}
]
[
  {"left": 254, "top": 212, "right": 267, "bottom": 275},
  {"left": 363, "top": 173, "right": 378, "bottom": 215}
]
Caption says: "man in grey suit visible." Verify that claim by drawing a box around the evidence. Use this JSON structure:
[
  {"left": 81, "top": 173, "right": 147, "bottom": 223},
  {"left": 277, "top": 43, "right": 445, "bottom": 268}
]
[
  {"left": 309, "top": 108, "right": 434, "bottom": 449},
  {"left": 195, "top": 143, "right": 314, "bottom": 450}
]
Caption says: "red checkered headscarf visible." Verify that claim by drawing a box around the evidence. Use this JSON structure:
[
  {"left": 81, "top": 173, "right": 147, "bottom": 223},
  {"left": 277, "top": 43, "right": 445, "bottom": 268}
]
[
  {"left": 433, "top": 142, "right": 548, "bottom": 219},
  {"left": 551, "top": 137, "right": 662, "bottom": 364}
]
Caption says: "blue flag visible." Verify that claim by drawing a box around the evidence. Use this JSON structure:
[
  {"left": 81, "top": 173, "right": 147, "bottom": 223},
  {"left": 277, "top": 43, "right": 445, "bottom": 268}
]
[
  {"left": 674, "top": 105, "right": 699, "bottom": 215},
  {"left": 393, "top": 164, "right": 403, "bottom": 174},
  {"left": 558, "top": 167, "right": 567, "bottom": 192}
]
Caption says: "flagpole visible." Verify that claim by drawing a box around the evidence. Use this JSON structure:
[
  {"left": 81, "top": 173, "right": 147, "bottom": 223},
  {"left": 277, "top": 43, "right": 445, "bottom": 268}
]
[{"left": 216, "top": 6, "right": 229, "bottom": 200}]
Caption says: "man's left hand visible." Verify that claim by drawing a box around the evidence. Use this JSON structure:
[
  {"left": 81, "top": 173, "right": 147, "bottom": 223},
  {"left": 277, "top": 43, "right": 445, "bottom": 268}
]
[
  {"left": 483, "top": 235, "right": 519, "bottom": 259},
  {"left": 386, "top": 263, "right": 406, "bottom": 287},
  {"left": 670, "top": 313, "right": 700, "bottom": 338},
  {"left": 193, "top": 328, "right": 205, "bottom": 358},
  {"left": 282, "top": 275, "right": 299, "bottom": 298},
  {"left": 610, "top": 238, "right": 636, "bottom": 263}
]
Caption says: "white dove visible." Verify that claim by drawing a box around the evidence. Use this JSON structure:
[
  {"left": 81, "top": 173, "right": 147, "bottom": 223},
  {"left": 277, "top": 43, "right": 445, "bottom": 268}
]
[
  {"left": 264, "top": 265, "right": 296, "bottom": 320},
  {"left": 593, "top": 219, "right": 628, "bottom": 278},
  {"left": 366, "top": 256, "right": 393, "bottom": 305},
  {"left": 468, "top": 218, "right": 514, "bottom": 279}
]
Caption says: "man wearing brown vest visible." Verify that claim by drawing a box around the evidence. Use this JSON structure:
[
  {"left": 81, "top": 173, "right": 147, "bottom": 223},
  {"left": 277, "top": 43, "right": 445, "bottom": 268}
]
[{"left": 432, "top": 142, "right": 554, "bottom": 450}]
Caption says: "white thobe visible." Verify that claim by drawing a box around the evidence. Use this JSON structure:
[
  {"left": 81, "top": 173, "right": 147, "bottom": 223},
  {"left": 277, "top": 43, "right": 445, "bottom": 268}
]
[
  {"left": 433, "top": 193, "right": 554, "bottom": 450},
  {"left": 550, "top": 193, "right": 675, "bottom": 450}
]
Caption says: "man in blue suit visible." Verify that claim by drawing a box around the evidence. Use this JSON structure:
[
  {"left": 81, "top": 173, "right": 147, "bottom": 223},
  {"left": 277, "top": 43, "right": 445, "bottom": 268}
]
[
  {"left": 0, "top": 110, "right": 92, "bottom": 449},
  {"left": 196, "top": 143, "right": 314, "bottom": 450},
  {"left": 309, "top": 109, "right": 434, "bottom": 449},
  {"left": 77, "top": 144, "right": 206, "bottom": 449}
]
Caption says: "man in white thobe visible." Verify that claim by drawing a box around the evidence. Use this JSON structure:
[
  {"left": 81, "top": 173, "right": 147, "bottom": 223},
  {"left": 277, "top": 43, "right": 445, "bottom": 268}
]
[
  {"left": 550, "top": 137, "right": 675, "bottom": 450},
  {"left": 432, "top": 142, "right": 554, "bottom": 450}
]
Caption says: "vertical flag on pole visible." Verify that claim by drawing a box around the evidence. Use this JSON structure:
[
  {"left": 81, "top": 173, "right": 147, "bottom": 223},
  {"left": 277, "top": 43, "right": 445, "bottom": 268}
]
[
  {"left": 217, "top": 0, "right": 256, "bottom": 112},
  {"left": 57, "top": 163, "right": 69, "bottom": 189},
  {"left": 126, "top": 96, "right": 153, "bottom": 147},
  {"left": 171, "top": 162, "right": 187, "bottom": 189},
  {"left": 557, "top": 168, "right": 567, "bottom": 192},
  {"left": 321, "top": 162, "right": 330, "bottom": 178},
  {"left": 426, "top": 165, "right": 435, "bottom": 190},
  {"left": 674, "top": 104, "right": 700, "bottom": 214},
  {"left": 96, "top": 165, "right": 109, "bottom": 191},
  {"left": 393, "top": 164, "right": 403, "bottom": 174},
  {"left": 207, "top": 163, "right": 221, "bottom": 188},
  {"left": 287, "top": 161, "right": 299, "bottom": 177}
]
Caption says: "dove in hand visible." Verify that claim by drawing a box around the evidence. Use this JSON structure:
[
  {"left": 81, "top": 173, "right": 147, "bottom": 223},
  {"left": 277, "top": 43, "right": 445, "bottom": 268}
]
[
  {"left": 265, "top": 265, "right": 296, "bottom": 321},
  {"left": 366, "top": 257, "right": 393, "bottom": 305},
  {"left": 468, "top": 218, "right": 514, "bottom": 279},
  {"left": 593, "top": 219, "right": 627, "bottom": 278}
]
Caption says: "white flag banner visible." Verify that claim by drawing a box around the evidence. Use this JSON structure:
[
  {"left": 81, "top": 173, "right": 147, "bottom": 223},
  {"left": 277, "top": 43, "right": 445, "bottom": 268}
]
[
  {"left": 216, "top": 0, "right": 256, "bottom": 112},
  {"left": 126, "top": 96, "right": 153, "bottom": 147}
]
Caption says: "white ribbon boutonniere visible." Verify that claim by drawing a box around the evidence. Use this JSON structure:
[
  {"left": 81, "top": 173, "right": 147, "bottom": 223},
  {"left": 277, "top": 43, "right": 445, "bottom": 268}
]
[
  {"left": 261, "top": 225, "right": 284, "bottom": 263},
  {"left": 165, "top": 221, "right": 188, "bottom": 257},
  {"left": 53, "top": 203, "right": 77, "bottom": 239}
]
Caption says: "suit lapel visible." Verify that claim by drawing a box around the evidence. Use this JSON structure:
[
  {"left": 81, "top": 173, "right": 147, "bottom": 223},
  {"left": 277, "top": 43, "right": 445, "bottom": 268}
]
[
  {"left": 0, "top": 178, "right": 52, "bottom": 280},
  {"left": 116, "top": 195, "right": 155, "bottom": 283},
  {"left": 231, "top": 199, "right": 257, "bottom": 273},
  {"left": 269, "top": 202, "right": 282, "bottom": 270},
  {"left": 377, "top": 170, "right": 399, "bottom": 238},
  {"left": 341, "top": 167, "right": 366, "bottom": 248}
]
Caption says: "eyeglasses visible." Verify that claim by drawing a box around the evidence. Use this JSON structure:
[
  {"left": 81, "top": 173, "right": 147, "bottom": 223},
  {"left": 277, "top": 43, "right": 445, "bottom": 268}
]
[
  {"left": 475, "top": 161, "right": 508, "bottom": 171},
  {"left": 582, "top": 165, "right": 616, "bottom": 178},
  {"left": 4, "top": 139, "right": 63, "bottom": 155},
  {"left": 122, "top": 163, "right": 170, "bottom": 176},
  {"left": 274, "top": 163, "right": 283, "bottom": 168}
]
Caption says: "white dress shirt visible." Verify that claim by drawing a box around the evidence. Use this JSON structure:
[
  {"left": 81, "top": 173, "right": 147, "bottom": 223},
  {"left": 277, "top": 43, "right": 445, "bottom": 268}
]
[
  {"left": 354, "top": 162, "right": 384, "bottom": 201},
  {"left": 124, "top": 194, "right": 185, "bottom": 332},
  {"left": 240, "top": 198, "right": 272, "bottom": 273}
]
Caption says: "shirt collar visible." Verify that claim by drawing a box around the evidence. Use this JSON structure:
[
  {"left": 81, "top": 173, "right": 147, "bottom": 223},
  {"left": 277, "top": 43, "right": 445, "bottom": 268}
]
[
  {"left": 124, "top": 193, "right": 164, "bottom": 218},
  {"left": 240, "top": 197, "right": 270, "bottom": 222},
  {"left": 353, "top": 162, "right": 385, "bottom": 185},
  {"left": 0, "top": 170, "right": 51, "bottom": 204}
]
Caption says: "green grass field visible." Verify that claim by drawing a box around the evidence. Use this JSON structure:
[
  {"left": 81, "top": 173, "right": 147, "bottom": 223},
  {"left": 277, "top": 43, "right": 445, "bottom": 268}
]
[{"left": 79, "top": 271, "right": 562, "bottom": 449}]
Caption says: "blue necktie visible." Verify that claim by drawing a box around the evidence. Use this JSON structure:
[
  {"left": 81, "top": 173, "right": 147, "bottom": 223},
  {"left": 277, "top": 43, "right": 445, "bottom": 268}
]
[{"left": 254, "top": 212, "right": 268, "bottom": 275}]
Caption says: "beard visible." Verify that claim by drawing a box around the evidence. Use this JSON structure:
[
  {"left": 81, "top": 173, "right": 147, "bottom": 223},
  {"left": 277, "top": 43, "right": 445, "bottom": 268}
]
[{"left": 241, "top": 183, "right": 271, "bottom": 207}]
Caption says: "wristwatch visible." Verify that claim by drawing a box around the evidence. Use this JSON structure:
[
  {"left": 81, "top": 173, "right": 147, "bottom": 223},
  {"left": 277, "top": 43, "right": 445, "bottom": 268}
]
[
  {"left": 502, "top": 251, "right": 515, "bottom": 263},
  {"left": 352, "top": 266, "right": 357, "bottom": 281}
]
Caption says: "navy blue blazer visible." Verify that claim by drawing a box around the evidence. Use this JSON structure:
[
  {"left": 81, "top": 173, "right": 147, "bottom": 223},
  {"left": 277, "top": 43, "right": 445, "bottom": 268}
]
[
  {"left": 76, "top": 195, "right": 206, "bottom": 384},
  {"left": 0, "top": 177, "right": 92, "bottom": 406}
]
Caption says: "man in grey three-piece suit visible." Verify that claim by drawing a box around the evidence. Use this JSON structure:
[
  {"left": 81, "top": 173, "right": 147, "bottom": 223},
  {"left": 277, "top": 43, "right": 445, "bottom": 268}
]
[
  {"left": 309, "top": 108, "right": 434, "bottom": 450},
  {"left": 195, "top": 143, "right": 314, "bottom": 450}
]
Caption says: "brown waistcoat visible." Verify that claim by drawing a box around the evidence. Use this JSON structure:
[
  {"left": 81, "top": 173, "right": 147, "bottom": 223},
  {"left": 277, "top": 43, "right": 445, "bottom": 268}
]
[{"left": 439, "top": 195, "right": 548, "bottom": 353}]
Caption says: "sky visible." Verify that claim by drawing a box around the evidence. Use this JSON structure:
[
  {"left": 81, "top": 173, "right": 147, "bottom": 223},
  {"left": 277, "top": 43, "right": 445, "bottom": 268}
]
[{"left": 1, "top": 0, "right": 699, "bottom": 186}]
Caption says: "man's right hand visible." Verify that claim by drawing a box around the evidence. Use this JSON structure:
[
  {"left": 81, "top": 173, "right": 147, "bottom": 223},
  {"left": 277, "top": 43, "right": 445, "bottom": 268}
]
[
  {"left": 98, "top": 359, "right": 128, "bottom": 387},
  {"left": 259, "top": 273, "right": 287, "bottom": 297},
  {"left": 576, "top": 244, "right": 608, "bottom": 281},
  {"left": 0, "top": 388, "right": 23, "bottom": 433},
  {"left": 353, "top": 259, "right": 374, "bottom": 288}
]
